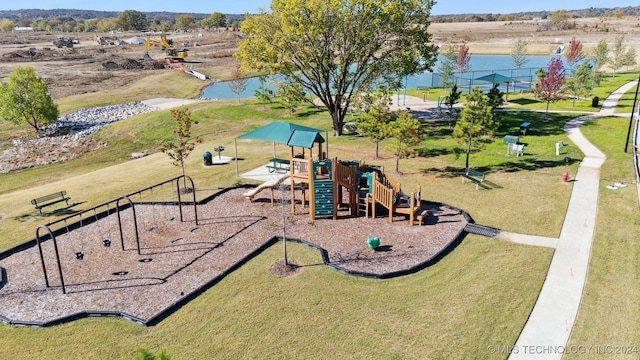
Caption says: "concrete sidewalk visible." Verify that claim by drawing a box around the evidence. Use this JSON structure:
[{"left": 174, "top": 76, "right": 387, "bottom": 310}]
[{"left": 509, "top": 80, "right": 638, "bottom": 359}]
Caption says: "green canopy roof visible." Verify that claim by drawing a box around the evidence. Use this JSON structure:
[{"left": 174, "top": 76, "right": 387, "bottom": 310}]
[
  {"left": 237, "top": 121, "right": 325, "bottom": 148},
  {"left": 474, "top": 73, "right": 517, "bottom": 84}
]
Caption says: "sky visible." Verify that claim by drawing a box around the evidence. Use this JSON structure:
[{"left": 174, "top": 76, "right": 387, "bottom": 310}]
[{"left": 1, "top": 0, "right": 639, "bottom": 15}]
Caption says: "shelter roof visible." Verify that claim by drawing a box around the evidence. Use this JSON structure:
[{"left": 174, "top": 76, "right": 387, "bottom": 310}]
[
  {"left": 474, "top": 73, "right": 517, "bottom": 84},
  {"left": 237, "top": 121, "right": 325, "bottom": 148}
]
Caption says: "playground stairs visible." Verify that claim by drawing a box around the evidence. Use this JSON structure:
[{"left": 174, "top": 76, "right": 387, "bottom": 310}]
[{"left": 367, "top": 173, "right": 423, "bottom": 226}]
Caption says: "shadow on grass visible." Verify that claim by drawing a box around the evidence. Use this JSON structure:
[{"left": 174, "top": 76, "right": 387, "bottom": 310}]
[
  {"left": 421, "top": 157, "right": 580, "bottom": 180},
  {"left": 509, "top": 98, "right": 540, "bottom": 106},
  {"left": 14, "top": 202, "right": 85, "bottom": 222}
]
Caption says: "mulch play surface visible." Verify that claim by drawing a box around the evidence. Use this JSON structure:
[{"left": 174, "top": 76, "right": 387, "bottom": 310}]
[{"left": 0, "top": 187, "right": 467, "bottom": 326}]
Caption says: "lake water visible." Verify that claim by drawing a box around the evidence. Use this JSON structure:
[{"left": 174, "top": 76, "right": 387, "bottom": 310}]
[{"left": 201, "top": 54, "right": 561, "bottom": 99}]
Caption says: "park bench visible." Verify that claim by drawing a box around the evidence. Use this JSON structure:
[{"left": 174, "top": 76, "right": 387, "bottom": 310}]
[
  {"left": 461, "top": 168, "right": 485, "bottom": 190},
  {"left": 520, "top": 122, "right": 531, "bottom": 135},
  {"left": 31, "top": 191, "right": 70, "bottom": 214}
]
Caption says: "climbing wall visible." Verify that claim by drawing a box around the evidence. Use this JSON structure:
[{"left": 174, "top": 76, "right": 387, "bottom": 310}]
[{"left": 313, "top": 160, "right": 334, "bottom": 218}]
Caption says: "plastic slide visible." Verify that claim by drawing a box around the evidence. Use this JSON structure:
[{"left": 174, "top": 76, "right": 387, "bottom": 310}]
[{"left": 242, "top": 175, "right": 289, "bottom": 201}]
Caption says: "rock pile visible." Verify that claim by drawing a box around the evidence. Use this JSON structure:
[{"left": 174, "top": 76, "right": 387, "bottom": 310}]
[{"left": 0, "top": 102, "right": 156, "bottom": 174}]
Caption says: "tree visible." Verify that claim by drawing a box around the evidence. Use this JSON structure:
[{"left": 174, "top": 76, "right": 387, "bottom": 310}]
[
  {"left": 385, "top": 110, "right": 424, "bottom": 173},
  {"left": 228, "top": 64, "right": 248, "bottom": 105},
  {"left": 0, "top": 66, "right": 59, "bottom": 132},
  {"left": 254, "top": 76, "right": 273, "bottom": 104},
  {"left": 565, "top": 61, "right": 593, "bottom": 107},
  {"left": 535, "top": 57, "right": 565, "bottom": 115},
  {"left": 355, "top": 85, "right": 393, "bottom": 158},
  {"left": 0, "top": 19, "right": 16, "bottom": 32},
  {"left": 202, "top": 12, "right": 226, "bottom": 29},
  {"left": 455, "top": 43, "right": 471, "bottom": 74},
  {"left": 277, "top": 81, "right": 306, "bottom": 115},
  {"left": 486, "top": 84, "right": 505, "bottom": 115},
  {"left": 609, "top": 35, "right": 636, "bottom": 77},
  {"left": 236, "top": 0, "right": 438, "bottom": 136},
  {"left": 592, "top": 39, "right": 609, "bottom": 86},
  {"left": 175, "top": 14, "right": 196, "bottom": 31},
  {"left": 116, "top": 10, "right": 147, "bottom": 31},
  {"left": 564, "top": 37, "right": 585, "bottom": 69},
  {"left": 160, "top": 108, "right": 201, "bottom": 177},
  {"left": 453, "top": 87, "right": 495, "bottom": 170},
  {"left": 550, "top": 9, "right": 570, "bottom": 30},
  {"left": 622, "top": 47, "right": 637, "bottom": 71},
  {"left": 442, "top": 84, "right": 462, "bottom": 118},
  {"left": 437, "top": 44, "right": 457, "bottom": 89},
  {"left": 511, "top": 38, "right": 529, "bottom": 79}
]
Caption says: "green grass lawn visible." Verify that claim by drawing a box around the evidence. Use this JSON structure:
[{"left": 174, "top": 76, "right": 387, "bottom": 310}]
[
  {"left": 0, "top": 69, "right": 638, "bottom": 359},
  {"left": 565, "top": 116, "right": 640, "bottom": 359}
]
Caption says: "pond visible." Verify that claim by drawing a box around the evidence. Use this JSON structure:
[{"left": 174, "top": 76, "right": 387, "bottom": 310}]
[{"left": 201, "top": 54, "right": 562, "bottom": 100}]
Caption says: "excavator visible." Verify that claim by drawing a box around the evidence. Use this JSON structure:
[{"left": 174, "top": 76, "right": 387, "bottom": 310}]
[{"left": 144, "top": 34, "right": 188, "bottom": 62}]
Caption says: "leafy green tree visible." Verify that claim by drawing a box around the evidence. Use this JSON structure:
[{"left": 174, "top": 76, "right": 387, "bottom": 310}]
[
  {"left": 442, "top": 84, "right": 462, "bottom": 118},
  {"left": 277, "top": 81, "right": 306, "bottom": 115},
  {"left": 160, "top": 108, "right": 202, "bottom": 177},
  {"left": 355, "top": 85, "right": 393, "bottom": 158},
  {"left": 202, "top": 12, "right": 226, "bottom": 29},
  {"left": 0, "top": 19, "right": 16, "bottom": 32},
  {"left": 254, "top": 76, "right": 273, "bottom": 104},
  {"left": 175, "top": 14, "right": 196, "bottom": 31},
  {"left": 565, "top": 61, "right": 593, "bottom": 107},
  {"left": 385, "top": 110, "right": 424, "bottom": 173},
  {"left": 236, "top": 0, "right": 438, "bottom": 136},
  {"left": 592, "top": 39, "right": 609, "bottom": 86},
  {"left": 453, "top": 86, "right": 495, "bottom": 170},
  {"left": 437, "top": 44, "right": 457, "bottom": 89},
  {"left": 487, "top": 83, "right": 505, "bottom": 115},
  {"left": 116, "top": 10, "right": 147, "bottom": 31},
  {"left": 0, "top": 66, "right": 59, "bottom": 132},
  {"left": 609, "top": 35, "right": 636, "bottom": 77}
]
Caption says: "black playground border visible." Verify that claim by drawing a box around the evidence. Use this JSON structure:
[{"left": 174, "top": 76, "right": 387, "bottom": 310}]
[{"left": 0, "top": 185, "right": 472, "bottom": 327}]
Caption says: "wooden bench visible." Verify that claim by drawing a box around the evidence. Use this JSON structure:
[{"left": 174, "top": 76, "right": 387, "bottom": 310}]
[
  {"left": 461, "top": 168, "right": 485, "bottom": 190},
  {"left": 31, "top": 191, "right": 70, "bottom": 214}
]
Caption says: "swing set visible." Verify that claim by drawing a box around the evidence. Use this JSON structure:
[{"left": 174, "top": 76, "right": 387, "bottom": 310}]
[{"left": 35, "top": 175, "right": 198, "bottom": 294}]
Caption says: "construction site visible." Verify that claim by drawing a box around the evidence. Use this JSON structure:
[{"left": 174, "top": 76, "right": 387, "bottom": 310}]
[{"left": 0, "top": 30, "right": 241, "bottom": 99}]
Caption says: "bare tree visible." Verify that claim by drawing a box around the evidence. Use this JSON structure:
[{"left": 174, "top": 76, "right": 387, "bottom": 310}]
[{"left": 228, "top": 64, "right": 248, "bottom": 105}]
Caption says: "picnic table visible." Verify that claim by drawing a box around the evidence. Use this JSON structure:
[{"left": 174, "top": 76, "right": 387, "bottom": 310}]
[{"left": 267, "top": 158, "right": 290, "bottom": 173}]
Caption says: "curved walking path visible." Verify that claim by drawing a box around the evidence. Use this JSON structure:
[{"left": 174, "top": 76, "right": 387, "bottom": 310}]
[{"left": 509, "top": 80, "right": 638, "bottom": 359}]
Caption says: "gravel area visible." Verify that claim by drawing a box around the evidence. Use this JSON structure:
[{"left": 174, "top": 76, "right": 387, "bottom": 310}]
[
  {"left": 0, "top": 102, "right": 156, "bottom": 174},
  {"left": 0, "top": 187, "right": 467, "bottom": 325}
]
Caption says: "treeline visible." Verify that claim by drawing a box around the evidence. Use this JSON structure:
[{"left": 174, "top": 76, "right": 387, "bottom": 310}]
[
  {"left": 0, "top": 9, "right": 245, "bottom": 32},
  {"left": 431, "top": 5, "right": 640, "bottom": 23}
]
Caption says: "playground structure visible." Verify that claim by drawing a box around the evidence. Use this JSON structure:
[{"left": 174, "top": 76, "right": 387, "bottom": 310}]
[
  {"left": 287, "top": 153, "right": 425, "bottom": 225},
  {"left": 236, "top": 121, "right": 424, "bottom": 225},
  {"left": 35, "top": 175, "right": 198, "bottom": 294}
]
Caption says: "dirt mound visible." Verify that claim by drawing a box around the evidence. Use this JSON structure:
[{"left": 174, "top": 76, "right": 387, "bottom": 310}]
[
  {"left": 122, "top": 59, "right": 144, "bottom": 69},
  {"left": 102, "top": 59, "right": 166, "bottom": 70}
]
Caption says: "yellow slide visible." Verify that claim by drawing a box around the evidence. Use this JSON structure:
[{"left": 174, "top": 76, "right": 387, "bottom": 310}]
[{"left": 242, "top": 174, "right": 290, "bottom": 202}]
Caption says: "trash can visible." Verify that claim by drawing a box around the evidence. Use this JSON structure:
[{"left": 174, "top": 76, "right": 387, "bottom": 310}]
[
  {"left": 203, "top": 151, "right": 212, "bottom": 166},
  {"left": 592, "top": 96, "right": 599, "bottom": 107}
]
